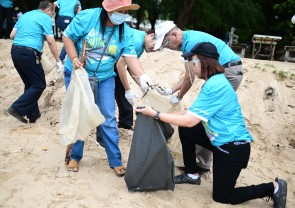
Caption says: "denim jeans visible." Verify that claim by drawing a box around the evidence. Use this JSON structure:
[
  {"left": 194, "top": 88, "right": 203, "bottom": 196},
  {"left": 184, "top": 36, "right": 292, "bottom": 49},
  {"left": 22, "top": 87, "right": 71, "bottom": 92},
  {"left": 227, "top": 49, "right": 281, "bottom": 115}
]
[
  {"left": 56, "top": 16, "right": 72, "bottom": 61},
  {"left": 64, "top": 68, "right": 122, "bottom": 168}
]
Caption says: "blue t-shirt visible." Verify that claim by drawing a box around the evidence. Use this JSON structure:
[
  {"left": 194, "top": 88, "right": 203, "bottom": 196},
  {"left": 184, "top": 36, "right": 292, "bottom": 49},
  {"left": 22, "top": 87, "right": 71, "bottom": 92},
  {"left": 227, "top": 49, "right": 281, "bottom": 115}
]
[
  {"left": 13, "top": 10, "right": 53, "bottom": 52},
  {"left": 54, "top": 0, "right": 81, "bottom": 18},
  {"left": 64, "top": 8, "right": 137, "bottom": 81},
  {"left": 182, "top": 31, "right": 240, "bottom": 65},
  {"left": 0, "top": 0, "right": 13, "bottom": 8},
  {"left": 188, "top": 74, "right": 253, "bottom": 146},
  {"left": 131, "top": 28, "right": 145, "bottom": 58}
]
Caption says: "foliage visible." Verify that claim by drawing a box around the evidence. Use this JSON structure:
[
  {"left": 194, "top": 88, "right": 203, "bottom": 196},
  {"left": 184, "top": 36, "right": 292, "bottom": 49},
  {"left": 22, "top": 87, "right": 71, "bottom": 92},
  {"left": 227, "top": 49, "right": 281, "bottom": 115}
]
[{"left": 15, "top": 0, "right": 295, "bottom": 48}]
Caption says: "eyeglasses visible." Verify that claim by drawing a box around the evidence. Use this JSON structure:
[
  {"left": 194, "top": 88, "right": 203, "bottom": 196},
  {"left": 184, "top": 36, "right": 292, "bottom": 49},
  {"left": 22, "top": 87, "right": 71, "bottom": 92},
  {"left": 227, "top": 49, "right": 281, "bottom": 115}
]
[{"left": 160, "top": 35, "right": 171, "bottom": 49}]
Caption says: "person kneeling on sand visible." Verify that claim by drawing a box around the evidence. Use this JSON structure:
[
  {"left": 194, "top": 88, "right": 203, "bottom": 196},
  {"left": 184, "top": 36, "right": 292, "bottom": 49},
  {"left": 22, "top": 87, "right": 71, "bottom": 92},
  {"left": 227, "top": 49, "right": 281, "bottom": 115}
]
[{"left": 136, "top": 42, "right": 287, "bottom": 207}]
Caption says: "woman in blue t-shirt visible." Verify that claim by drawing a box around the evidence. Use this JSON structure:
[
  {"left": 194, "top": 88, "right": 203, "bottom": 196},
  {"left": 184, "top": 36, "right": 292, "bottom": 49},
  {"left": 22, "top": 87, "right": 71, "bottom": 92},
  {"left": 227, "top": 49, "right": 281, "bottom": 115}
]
[
  {"left": 136, "top": 42, "right": 287, "bottom": 207},
  {"left": 63, "top": 0, "right": 153, "bottom": 176}
]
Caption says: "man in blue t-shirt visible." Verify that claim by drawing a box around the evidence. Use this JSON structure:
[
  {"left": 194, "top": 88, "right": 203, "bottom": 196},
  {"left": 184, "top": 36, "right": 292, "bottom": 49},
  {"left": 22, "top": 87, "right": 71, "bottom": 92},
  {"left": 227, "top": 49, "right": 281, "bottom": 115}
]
[
  {"left": 7, "top": 1, "right": 62, "bottom": 124},
  {"left": 0, "top": 0, "right": 13, "bottom": 38},
  {"left": 54, "top": 0, "right": 82, "bottom": 62}
]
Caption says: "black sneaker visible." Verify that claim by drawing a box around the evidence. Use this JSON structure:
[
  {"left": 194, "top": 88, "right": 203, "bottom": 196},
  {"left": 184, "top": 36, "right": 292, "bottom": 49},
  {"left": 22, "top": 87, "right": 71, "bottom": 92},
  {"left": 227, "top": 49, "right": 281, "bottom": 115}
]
[
  {"left": 7, "top": 107, "right": 28, "bottom": 123},
  {"left": 273, "top": 177, "right": 287, "bottom": 208},
  {"left": 29, "top": 112, "right": 41, "bottom": 123},
  {"left": 174, "top": 173, "right": 201, "bottom": 185},
  {"left": 95, "top": 132, "right": 105, "bottom": 149}
]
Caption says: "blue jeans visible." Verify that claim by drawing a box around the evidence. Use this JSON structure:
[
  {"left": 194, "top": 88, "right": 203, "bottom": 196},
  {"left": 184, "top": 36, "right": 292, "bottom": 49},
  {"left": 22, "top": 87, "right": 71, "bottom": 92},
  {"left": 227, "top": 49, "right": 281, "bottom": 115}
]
[
  {"left": 64, "top": 68, "right": 122, "bottom": 168},
  {"left": 56, "top": 16, "right": 72, "bottom": 61}
]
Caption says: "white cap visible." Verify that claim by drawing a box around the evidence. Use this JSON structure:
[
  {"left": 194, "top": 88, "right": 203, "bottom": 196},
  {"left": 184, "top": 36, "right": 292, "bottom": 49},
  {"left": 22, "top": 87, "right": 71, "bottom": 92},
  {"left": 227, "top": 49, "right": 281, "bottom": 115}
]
[
  {"left": 153, "top": 21, "right": 176, "bottom": 50},
  {"left": 292, "top": 14, "right": 295, "bottom": 24}
]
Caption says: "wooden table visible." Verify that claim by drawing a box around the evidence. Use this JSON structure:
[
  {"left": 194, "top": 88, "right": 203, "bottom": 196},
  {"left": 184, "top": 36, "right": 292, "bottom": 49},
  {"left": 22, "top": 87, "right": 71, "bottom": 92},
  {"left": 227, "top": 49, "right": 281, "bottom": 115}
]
[{"left": 252, "top": 34, "right": 282, "bottom": 61}]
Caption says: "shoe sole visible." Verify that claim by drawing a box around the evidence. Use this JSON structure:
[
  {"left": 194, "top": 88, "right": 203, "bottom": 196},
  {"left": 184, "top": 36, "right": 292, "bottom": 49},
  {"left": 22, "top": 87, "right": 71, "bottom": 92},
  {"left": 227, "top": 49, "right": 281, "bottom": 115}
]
[{"left": 277, "top": 179, "right": 287, "bottom": 208}]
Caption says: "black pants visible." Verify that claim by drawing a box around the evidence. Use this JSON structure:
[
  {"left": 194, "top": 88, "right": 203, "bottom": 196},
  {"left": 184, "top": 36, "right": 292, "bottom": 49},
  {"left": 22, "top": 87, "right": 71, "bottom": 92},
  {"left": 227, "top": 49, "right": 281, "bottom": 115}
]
[
  {"left": 0, "top": 5, "right": 13, "bottom": 39},
  {"left": 114, "top": 65, "right": 133, "bottom": 128},
  {"left": 179, "top": 124, "right": 274, "bottom": 204},
  {"left": 10, "top": 46, "right": 46, "bottom": 119}
]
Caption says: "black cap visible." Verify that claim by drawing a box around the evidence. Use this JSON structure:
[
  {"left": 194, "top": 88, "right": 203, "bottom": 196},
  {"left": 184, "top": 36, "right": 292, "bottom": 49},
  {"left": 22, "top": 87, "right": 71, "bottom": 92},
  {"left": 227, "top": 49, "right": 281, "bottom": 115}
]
[{"left": 182, "top": 42, "right": 219, "bottom": 60}]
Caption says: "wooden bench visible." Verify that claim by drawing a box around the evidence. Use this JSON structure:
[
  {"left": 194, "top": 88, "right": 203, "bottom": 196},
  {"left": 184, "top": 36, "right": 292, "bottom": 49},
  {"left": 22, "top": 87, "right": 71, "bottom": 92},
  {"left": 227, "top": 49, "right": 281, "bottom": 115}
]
[
  {"left": 252, "top": 34, "right": 282, "bottom": 61},
  {"left": 284, "top": 46, "right": 295, "bottom": 62}
]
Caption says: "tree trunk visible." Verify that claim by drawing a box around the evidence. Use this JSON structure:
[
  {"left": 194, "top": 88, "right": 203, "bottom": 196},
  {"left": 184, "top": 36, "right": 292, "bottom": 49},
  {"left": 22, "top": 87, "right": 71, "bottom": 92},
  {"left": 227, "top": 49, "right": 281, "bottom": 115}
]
[
  {"left": 176, "top": 0, "right": 196, "bottom": 29},
  {"left": 147, "top": 7, "right": 158, "bottom": 30}
]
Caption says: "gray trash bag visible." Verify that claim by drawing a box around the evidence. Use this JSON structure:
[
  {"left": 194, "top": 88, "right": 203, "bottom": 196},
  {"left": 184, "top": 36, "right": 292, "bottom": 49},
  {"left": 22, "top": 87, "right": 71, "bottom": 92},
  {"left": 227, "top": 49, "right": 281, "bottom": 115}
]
[{"left": 124, "top": 113, "right": 175, "bottom": 192}]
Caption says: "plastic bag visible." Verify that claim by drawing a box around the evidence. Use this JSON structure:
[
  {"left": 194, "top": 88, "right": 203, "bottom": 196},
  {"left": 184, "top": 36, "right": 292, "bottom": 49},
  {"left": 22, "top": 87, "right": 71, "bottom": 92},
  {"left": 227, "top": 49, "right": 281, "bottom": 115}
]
[
  {"left": 143, "top": 91, "right": 184, "bottom": 167},
  {"left": 41, "top": 53, "right": 54, "bottom": 75},
  {"left": 59, "top": 68, "right": 105, "bottom": 146},
  {"left": 124, "top": 113, "right": 175, "bottom": 192}
]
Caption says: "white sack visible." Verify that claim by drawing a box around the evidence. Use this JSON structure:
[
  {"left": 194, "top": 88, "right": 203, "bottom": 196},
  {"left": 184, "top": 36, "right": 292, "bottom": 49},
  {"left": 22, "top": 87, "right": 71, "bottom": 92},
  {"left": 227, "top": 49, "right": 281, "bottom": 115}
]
[{"left": 60, "top": 68, "right": 105, "bottom": 146}]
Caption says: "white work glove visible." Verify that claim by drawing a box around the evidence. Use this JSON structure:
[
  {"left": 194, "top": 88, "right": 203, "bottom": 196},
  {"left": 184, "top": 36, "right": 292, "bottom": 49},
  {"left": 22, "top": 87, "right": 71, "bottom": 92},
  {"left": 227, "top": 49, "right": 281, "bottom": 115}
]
[
  {"left": 139, "top": 74, "right": 153, "bottom": 93},
  {"left": 292, "top": 15, "right": 295, "bottom": 24},
  {"left": 170, "top": 94, "right": 181, "bottom": 105},
  {"left": 156, "top": 86, "right": 173, "bottom": 96},
  {"left": 56, "top": 60, "right": 63, "bottom": 73},
  {"left": 125, "top": 89, "right": 137, "bottom": 105}
]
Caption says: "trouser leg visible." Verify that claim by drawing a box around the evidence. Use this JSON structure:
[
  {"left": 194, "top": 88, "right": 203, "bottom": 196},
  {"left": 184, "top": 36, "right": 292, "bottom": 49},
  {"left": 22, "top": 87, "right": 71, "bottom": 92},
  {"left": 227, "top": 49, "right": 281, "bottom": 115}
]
[
  {"left": 4, "top": 7, "right": 13, "bottom": 39},
  {"left": 96, "top": 77, "right": 122, "bottom": 168},
  {"left": 10, "top": 48, "right": 45, "bottom": 117},
  {"left": 114, "top": 66, "right": 133, "bottom": 128},
  {"left": 211, "top": 143, "right": 274, "bottom": 204},
  {"left": 179, "top": 123, "right": 213, "bottom": 174}
]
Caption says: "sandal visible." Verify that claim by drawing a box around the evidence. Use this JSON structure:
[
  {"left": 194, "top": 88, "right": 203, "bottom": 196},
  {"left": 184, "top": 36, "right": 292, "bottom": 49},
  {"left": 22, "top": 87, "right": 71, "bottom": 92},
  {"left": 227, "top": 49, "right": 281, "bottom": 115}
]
[
  {"left": 67, "top": 159, "right": 79, "bottom": 172},
  {"left": 113, "top": 166, "right": 126, "bottom": 177}
]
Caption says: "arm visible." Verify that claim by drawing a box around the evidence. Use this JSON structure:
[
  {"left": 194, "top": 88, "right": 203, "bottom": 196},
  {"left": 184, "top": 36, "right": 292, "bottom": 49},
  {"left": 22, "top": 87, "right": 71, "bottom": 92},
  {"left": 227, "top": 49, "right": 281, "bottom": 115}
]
[
  {"left": 62, "top": 35, "right": 83, "bottom": 69},
  {"left": 123, "top": 56, "right": 144, "bottom": 81},
  {"left": 177, "top": 62, "right": 193, "bottom": 99},
  {"left": 135, "top": 106, "right": 201, "bottom": 127},
  {"left": 116, "top": 56, "right": 131, "bottom": 91},
  {"left": 45, "top": 35, "right": 59, "bottom": 61},
  {"left": 10, "top": 28, "right": 17, "bottom": 40}
]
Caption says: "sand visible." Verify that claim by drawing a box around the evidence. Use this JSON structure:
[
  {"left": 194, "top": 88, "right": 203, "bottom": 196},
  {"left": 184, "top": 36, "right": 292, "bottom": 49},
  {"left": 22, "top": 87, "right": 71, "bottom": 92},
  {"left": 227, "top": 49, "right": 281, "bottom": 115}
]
[{"left": 0, "top": 39, "right": 294, "bottom": 208}]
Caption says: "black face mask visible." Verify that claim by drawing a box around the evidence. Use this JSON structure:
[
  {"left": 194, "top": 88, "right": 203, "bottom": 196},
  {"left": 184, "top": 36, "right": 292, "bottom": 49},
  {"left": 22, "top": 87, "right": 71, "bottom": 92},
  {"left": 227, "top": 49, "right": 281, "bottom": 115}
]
[{"left": 15, "top": 10, "right": 20, "bottom": 13}]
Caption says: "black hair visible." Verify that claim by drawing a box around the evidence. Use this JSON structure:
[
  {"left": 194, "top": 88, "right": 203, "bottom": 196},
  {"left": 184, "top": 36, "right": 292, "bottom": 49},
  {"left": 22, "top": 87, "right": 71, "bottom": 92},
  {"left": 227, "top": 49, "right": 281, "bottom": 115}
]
[
  {"left": 146, "top": 30, "right": 155, "bottom": 35},
  {"left": 100, "top": 8, "right": 124, "bottom": 42},
  {"left": 37, "top": 1, "right": 54, "bottom": 11}
]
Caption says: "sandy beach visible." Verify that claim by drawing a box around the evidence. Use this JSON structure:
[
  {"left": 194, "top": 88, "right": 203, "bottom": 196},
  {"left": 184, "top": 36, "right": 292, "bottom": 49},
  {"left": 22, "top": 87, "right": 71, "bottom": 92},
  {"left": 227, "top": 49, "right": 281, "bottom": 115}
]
[{"left": 0, "top": 39, "right": 294, "bottom": 208}]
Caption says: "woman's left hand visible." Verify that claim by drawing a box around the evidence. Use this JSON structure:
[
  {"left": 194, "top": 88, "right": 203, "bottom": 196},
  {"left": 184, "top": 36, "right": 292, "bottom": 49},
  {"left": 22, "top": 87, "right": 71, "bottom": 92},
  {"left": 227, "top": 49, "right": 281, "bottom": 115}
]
[{"left": 135, "top": 105, "right": 156, "bottom": 117}]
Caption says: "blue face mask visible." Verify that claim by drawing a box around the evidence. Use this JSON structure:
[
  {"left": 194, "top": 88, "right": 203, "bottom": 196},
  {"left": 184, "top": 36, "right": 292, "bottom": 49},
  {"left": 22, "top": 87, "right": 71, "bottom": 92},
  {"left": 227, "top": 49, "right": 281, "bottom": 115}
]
[{"left": 109, "top": 12, "right": 128, "bottom": 25}]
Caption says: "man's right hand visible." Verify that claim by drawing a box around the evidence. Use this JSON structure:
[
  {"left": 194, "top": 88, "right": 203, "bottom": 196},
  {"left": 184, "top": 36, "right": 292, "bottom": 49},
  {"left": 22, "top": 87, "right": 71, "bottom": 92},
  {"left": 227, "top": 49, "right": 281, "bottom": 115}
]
[{"left": 156, "top": 86, "right": 173, "bottom": 96}]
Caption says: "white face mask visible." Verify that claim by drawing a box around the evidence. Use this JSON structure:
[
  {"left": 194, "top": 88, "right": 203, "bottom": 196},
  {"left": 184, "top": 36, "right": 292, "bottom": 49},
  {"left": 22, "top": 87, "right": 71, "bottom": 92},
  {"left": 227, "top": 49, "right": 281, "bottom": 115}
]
[{"left": 108, "top": 12, "right": 128, "bottom": 25}]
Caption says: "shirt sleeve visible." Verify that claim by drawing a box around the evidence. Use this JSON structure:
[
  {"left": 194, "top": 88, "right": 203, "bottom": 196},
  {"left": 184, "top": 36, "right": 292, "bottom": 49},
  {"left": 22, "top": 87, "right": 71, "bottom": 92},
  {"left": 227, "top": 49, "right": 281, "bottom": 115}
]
[
  {"left": 121, "top": 24, "right": 137, "bottom": 57},
  {"left": 188, "top": 80, "right": 226, "bottom": 122},
  {"left": 43, "top": 16, "right": 54, "bottom": 36},
  {"left": 64, "top": 9, "right": 99, "bottom": 42}
]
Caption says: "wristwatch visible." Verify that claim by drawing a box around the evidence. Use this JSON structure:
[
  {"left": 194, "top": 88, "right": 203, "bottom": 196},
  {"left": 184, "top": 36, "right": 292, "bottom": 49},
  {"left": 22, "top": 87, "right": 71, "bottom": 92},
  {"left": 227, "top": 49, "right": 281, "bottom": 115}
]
[{"left": 154, "top": 111, "right": 160, "bottom": 120}]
